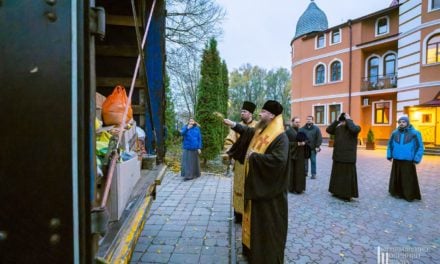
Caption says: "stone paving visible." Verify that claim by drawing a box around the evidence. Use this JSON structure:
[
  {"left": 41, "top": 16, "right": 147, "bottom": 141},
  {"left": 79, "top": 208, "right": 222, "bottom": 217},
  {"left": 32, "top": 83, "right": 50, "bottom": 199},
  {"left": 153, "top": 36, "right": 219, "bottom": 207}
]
[
  {"left": 130, "top": 173, "right": 232, "bottom": 264},
  {"left": 133, "top": 146, "right": 440, "bottom": 263},
  {"left": 236, "top": 146, "right": 440, "bottom": 264}
]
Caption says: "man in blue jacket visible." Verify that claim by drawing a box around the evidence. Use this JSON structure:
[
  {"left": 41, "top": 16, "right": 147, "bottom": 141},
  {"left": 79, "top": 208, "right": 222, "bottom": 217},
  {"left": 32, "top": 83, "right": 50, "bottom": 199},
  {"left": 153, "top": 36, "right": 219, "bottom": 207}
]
[{"left": 387, "top": 116, "right": 424, "bottom": 201}]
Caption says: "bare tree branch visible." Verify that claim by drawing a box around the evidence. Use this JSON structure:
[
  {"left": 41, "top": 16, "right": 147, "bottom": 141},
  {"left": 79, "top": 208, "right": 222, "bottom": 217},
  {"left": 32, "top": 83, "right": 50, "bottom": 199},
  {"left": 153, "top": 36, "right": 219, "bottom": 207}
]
[{"left": 165, "top": 0, "right": 225, "bottom": 121}]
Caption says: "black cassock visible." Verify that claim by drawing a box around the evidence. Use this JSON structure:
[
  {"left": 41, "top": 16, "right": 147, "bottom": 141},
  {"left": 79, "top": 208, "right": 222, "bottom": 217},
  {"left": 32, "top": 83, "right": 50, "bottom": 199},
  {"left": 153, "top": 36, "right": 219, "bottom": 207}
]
[
  {"left": 285, "top": 126, "right": 306, "bottom": 193},
  {"left": 231, "top": 124, "right": 289, "bottom": 264},
  {"left": 326, "top": 120, "right": 361, "bottom": 200}
]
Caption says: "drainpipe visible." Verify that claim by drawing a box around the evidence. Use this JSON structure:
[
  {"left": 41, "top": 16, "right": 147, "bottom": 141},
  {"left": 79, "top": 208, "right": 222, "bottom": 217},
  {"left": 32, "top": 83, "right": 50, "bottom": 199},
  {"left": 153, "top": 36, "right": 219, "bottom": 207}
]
[{"left": 348, "top": 19, "right": 352, "bottom": 114}]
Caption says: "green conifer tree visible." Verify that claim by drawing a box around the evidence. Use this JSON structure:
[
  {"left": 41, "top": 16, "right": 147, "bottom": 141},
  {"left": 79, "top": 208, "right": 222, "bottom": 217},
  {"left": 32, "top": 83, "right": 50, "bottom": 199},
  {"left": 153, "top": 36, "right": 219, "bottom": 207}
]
[
  {"left": 220, "top": 60, "right": 229, "bottom": 141},
  {"left": 195, "top": 38, "right": 225, "bottom": 164}
]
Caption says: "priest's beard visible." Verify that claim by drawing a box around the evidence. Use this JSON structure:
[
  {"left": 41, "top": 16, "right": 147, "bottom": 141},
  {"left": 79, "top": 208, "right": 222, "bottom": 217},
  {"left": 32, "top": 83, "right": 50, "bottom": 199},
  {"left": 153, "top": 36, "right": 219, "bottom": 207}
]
[{"left": 254, "top": 119, "right": 269, "bottom": 132}]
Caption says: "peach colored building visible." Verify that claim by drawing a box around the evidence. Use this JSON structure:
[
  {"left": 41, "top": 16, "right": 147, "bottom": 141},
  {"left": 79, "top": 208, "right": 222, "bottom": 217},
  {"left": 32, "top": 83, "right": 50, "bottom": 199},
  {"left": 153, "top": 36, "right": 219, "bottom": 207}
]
[{"left": 290, "top": 0, "right": 440, "bottom": 148}]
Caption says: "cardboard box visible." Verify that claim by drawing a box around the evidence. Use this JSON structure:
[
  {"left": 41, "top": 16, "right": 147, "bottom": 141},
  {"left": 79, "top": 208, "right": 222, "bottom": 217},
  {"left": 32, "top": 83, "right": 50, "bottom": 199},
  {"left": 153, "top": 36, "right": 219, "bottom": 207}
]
[{"left": 108, "top": 156, "right": 141, "bottom": 221}]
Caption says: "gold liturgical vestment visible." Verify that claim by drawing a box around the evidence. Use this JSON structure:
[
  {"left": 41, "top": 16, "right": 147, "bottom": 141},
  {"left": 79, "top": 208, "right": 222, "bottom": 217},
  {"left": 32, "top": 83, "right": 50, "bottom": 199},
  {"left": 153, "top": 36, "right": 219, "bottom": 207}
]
[
  {"left": 224, "top": 120, "right": 257, "bottom": 215},
  {"left": 242, "top": 115, "right": 285, "bottom": 249}
]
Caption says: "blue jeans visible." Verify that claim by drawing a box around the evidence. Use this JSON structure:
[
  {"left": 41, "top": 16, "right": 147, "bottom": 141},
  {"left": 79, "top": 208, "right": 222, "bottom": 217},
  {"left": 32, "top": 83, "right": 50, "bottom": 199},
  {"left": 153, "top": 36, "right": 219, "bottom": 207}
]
[{"left": 305, "top": 149, "right": 317, "bottom": 176}]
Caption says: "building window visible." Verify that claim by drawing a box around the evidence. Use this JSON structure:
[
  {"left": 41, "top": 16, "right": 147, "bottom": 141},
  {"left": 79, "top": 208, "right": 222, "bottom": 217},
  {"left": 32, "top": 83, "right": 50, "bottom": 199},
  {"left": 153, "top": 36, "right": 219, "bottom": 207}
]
[
  {"left": 431, "top": 0, "right": 440, "bottom": 10},
  {"left": 329, "top": 104, "right": 341, "bottom": 123},
  {"left": 330, "top": 61, "right": 341, "bottom": 81},
  {"left": 384, "top": 54, "right": 396, "bottom": 76},
  {"left": 384, "top": 53, "right": 397, "bottom": 87},
  {"left": 315, "top": 64, "right": 325, "bottom": 84},
  {"left": 422, "top": 114, "right": 433, "bottom": 123},
  {"left": 373, "top": 101, "right": 391, "bottom": 125},
  {"left": 314, "top": 105, "right": 325, "bottom": 124},
  {"left": 427, "top": 34, "right": 440, "bottom": 64},
  {"left": 376, "top": 17, "right": 389, "bottom": 36},
  {"left": 316, "top": 34, "right": 325, "bottom": 49},
  {"left": 368, "top": 57, "right": 380, "bottom": 87},
  {"left": 331, "top": 29, "right": 341, "bottom": 44}
]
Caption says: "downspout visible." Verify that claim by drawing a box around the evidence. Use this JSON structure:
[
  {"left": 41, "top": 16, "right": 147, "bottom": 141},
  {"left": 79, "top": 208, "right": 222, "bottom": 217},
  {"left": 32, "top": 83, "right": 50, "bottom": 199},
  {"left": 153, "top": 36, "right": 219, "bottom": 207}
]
[{"left": 348, "top": 19, "right": 352, "bottom": 114}]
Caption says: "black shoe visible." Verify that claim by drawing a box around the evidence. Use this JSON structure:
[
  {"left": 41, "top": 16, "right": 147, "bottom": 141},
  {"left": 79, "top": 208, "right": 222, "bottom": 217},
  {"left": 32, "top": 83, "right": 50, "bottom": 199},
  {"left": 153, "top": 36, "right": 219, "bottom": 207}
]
[
  {"left": 311, "top": 175, "right": 316, "bottom": 179},
  {"left": 234, "top": 211, "right": 242, "bottom": 223},
  {"left": 242, "top": 244, "right": 251, "bottom": 258}
]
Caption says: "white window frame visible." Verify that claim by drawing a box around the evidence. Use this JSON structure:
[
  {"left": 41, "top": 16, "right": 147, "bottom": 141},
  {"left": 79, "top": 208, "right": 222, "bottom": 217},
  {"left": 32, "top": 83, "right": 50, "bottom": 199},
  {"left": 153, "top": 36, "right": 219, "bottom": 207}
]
[
  {"left": 330, "top": 28, "right": 342, "bottom": 45},
  {"left": 428, "top": 0, "right": 440, "bottom": 12},
  {"left": 328, "top": 59, "right": 343, "bottom": 83},
  {"left": 371, "top": 100, "right": 393, "bottom": 126},
  {"left": 375, "top": 16, "right": 390, "bottom": 37},
  {"left": 422, "top": 29, "right": 440, "bottom": 65},
  {"left": 315, "top": 34, "right": 326, "bottom": 49},
  {"left": 382, "top": 50, "right": 398, "bottom": 74},
  {"left": 364, "top": 54, "right": 382, "bottom": 79},
  {"left": 312, "top": 104, "right": 327, "bottom": 125},
  {"left": 313, "top": 62, "right": 327, "bottom": 85},
  {"left": 327, "top": 103, "right": 343, "bottom": 125}
]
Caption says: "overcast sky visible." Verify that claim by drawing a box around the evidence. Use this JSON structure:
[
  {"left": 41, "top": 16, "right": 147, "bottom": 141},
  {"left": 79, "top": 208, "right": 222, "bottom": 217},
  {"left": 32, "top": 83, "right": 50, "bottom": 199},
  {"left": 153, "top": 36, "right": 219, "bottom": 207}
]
[{"left": 216, "top": 0, "right": 392, "bottom": 71}]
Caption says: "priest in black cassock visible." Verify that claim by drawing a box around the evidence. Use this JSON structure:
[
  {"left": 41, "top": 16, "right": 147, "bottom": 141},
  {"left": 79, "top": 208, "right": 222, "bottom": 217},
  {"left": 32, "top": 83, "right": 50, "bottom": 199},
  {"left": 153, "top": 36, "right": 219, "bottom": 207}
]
[
  {"left": 223, "top": 100, "right": 289, "bottom": 264},
  {"left": 326, "top": 112, "right": 361, "bottom": 201}
]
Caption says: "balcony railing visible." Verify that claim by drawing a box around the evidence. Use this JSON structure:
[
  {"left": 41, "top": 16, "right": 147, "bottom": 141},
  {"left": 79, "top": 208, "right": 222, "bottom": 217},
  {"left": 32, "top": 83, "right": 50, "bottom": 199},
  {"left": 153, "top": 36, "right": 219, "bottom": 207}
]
[{"left": 361, "top": 74, "right": 397, "bottom": 91}]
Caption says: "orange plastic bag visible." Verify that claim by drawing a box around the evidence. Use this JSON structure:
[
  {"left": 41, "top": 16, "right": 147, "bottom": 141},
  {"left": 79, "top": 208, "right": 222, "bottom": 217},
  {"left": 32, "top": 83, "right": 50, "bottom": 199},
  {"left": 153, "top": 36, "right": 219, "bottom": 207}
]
[{"left": 102, "top": 85, "right": 133, "bottom": 126}]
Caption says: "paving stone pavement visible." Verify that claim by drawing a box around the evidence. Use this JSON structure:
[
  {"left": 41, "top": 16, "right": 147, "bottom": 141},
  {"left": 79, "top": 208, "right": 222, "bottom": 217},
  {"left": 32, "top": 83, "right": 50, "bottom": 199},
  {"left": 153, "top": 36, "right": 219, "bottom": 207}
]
[
  {"left": 133, "top": 146, "right": 440, "bottom": 263},
  {"left": 131, "top": 172, "right": 233, "bottom": 264},
  {"left": 236, "top": 146, "right": 440, "bottom": 264}
]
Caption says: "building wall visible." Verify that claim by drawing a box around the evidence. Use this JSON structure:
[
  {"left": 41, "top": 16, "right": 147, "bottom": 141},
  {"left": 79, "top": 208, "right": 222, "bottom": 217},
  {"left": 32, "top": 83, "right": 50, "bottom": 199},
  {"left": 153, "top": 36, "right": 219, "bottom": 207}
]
[
  {"left": 397, "top": 0, "right": 440, "bottom": 113},
  {"left": 359, "top": 10, "right": 399, "bottom": 44},
  {"left": 291, "top": 0, "right": 439, "bottom": 144},
  {"left": 420, "top": 26, "right": 440, "bottom": 82},
  {"left": 361, "top": 94, "right": 397, "bottom": 141},
  {"left": 422, "top": 0, "right": 440, "bottom": 22},
  {"left": 396, "top": 0, "right": 423, "bottom": 116},
  {"left": 418, "top": 1, "right": 440, "bottom": 107}
]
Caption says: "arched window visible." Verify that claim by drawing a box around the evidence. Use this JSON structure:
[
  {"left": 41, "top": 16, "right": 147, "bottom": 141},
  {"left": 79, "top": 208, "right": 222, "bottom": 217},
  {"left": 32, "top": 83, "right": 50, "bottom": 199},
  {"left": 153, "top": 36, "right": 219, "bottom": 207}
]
[
  {"left": 427, "top": 34, "right": 440, "bottom": 64},
  {"left": 376, "top": 17, "right": 389, "bottom": 36},
  {"left": 330, "top": 61, "right": 341, "bottom": 81},
  {"left": 384, "top": 54, "right": 396, "bottom": 76},
  {"left": 368, "top": 57, "right": 380, "bottom": 86},
  {"left": 315, "top": 64, "right": 325, "bottom": 84},
  {"left": 384, "top": 53, "right": 397, "bottom": 87}
]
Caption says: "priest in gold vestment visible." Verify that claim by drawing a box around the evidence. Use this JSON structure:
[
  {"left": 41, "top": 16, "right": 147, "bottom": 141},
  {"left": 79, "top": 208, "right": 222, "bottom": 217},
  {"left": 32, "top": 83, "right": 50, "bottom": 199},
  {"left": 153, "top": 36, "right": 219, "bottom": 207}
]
[{"left": 223, "top": 101, "right": 257, "bottom": 223}]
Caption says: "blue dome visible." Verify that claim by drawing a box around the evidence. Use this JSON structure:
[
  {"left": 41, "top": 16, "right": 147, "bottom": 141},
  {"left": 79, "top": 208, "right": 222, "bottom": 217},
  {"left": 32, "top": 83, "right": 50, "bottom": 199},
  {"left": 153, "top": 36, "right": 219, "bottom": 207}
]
[{"left": 294, "top": 1, "right": 328, "bottom": 39}]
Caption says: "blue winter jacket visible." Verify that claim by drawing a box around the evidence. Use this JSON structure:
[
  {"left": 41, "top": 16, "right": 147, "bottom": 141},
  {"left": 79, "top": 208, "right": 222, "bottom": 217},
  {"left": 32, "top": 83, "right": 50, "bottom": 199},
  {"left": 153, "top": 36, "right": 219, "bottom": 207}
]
[
  {"left": 387, "top": 125, "right": 424, "bottom": 164},
  {"left": 180, "top": 125, "right": 202, "bottom": 150}
]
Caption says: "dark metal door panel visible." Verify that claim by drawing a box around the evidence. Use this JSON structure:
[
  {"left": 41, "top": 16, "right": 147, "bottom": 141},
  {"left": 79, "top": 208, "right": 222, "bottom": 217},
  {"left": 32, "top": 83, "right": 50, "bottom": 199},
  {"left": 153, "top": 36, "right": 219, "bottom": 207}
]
[{"left": 0, "top": 1, "right": 80, "bottom": 263}]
